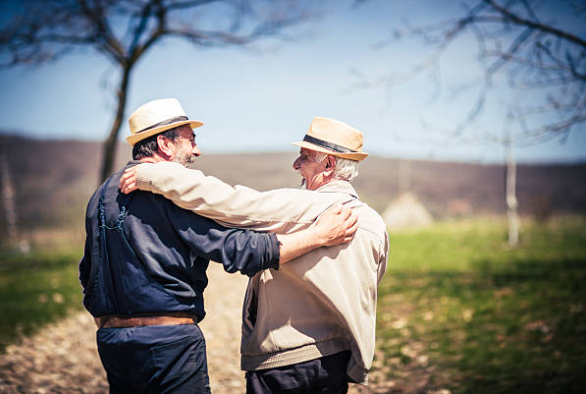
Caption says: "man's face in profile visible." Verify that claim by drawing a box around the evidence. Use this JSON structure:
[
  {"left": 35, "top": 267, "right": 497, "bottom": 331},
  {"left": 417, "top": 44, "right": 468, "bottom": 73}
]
[
  {"left": 292, "top": 148, "right": 328, "bottom": 190},
  {"left": 172, "top": 126, "right": 200, "bottom": 167}
]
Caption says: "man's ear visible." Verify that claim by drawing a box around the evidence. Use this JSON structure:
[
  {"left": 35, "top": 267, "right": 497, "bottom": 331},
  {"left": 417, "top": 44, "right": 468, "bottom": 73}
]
[
  {"left": 157, "top": 134, "right": 174, "bottom": 158},
  {"left": 324, "top": 155, "right": 336, "bottom": 175}
]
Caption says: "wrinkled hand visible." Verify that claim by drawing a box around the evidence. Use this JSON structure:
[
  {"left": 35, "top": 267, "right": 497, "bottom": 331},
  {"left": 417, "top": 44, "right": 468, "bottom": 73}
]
[
  {"left": 119, "top": 167, "right": 139, "bottom": 194},
  {"left": 314, "top": 204, "right": 358, "bottom": 247}
]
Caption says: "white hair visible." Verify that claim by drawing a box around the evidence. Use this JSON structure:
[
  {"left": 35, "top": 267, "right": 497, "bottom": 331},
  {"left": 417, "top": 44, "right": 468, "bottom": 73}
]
[{"left": 313, "top": 151, "right": 360, "bottom": 182}]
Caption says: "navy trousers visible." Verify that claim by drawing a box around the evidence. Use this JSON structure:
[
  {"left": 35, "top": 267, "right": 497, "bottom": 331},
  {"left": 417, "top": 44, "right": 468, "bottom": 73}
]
[
  {"left": 97, "top": 324, "right": 211, "bottom": 394},
  {"left": 246, "top": 351, "right": 351, "bottom": 394}
]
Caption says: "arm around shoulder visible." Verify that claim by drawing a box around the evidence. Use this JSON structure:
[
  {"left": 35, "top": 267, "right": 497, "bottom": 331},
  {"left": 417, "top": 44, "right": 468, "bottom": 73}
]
[{"left": 131, "top": 162, "right": 347, "bottom": 233}]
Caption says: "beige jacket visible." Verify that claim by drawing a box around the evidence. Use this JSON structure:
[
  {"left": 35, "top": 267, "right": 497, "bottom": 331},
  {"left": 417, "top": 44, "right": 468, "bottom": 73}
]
[{"left": 135, "top": 162, "right": 389, "bottom": 384}]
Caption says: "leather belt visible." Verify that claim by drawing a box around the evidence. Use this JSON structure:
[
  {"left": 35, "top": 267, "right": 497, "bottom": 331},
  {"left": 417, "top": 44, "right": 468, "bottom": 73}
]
[{"left": 96, "top": 312, "right": 198, "bottom": 329}]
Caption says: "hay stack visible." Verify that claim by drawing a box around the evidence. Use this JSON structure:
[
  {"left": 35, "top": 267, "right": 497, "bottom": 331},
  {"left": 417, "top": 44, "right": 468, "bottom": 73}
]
[{"left": 382, "top": 192, "right": 433, "bottom": 231}]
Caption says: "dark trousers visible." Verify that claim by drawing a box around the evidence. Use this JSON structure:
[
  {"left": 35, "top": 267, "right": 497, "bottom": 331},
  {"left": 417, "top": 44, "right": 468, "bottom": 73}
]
[
  {"left": 97, "top": 324, "right": 211, "bottom": 394},
  {"left": 246, "top": 351, "right": 351, "bottom": 394}
]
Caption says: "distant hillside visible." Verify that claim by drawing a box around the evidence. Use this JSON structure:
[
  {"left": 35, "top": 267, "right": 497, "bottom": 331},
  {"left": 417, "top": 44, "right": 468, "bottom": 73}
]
[{"left": 1, "top": 135, "right": 585, "bottom": 238}]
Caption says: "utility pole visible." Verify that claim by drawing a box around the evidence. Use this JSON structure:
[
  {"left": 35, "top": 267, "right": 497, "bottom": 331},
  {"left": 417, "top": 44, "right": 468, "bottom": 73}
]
[{"left": 504, "top": 114, "right": 519, "bottom": 248}]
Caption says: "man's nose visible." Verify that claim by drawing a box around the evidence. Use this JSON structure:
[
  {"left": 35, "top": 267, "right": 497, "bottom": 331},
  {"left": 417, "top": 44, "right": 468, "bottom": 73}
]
[
  {"left": 292, "top": 157, "right": 301, "bottom": 170},
  {"left": 192, "top": 144, "right": 201, "bottom": 157}
]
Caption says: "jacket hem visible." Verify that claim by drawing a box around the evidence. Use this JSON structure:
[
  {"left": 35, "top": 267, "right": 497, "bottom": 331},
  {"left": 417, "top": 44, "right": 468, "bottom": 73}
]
[{"left": 241, "top": 338, "right": 348, "bottom": 371}]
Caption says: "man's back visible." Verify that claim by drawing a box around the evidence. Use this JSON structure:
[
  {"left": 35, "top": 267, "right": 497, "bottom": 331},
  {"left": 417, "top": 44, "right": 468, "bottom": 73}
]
[
  {"left": 80, "top": 162, "right": 281, "bottom": 321},
  {"left": 239, "top": 182, "right": 388, "bottom": 384},
  {"left": 80, "top": 162, "right": 284, "bottom": 394}
]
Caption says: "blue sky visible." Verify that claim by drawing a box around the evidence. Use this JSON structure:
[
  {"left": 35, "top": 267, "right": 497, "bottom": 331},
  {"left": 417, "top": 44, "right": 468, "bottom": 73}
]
[{"left": 1, "top": 0, "right": 585, "bottom": 164}]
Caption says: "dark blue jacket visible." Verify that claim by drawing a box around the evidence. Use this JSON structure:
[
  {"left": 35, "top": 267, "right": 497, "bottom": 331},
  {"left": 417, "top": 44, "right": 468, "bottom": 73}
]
[{"left": 79, "top": 161, "right": 280, "bottom": 321}]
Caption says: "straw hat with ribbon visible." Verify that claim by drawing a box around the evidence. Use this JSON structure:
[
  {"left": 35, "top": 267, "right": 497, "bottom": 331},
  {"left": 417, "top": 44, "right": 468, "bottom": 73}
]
[
  {"left": 293, "top": 117, "right": 368, "bottom": 161},
  {"left": 126, "top": 98, "right": 203, "bottom": 146}
]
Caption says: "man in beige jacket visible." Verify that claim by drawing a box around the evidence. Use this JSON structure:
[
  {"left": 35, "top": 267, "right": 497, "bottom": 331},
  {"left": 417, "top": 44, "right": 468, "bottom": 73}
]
[{"left": 120, "top": 116, "right": 389, "bottom": 393}]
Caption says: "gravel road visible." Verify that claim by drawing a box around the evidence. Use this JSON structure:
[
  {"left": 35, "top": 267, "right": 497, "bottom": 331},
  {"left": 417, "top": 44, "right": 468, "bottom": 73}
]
[{"left": 0, "top": 263, "right": 388, "bottom": 393}]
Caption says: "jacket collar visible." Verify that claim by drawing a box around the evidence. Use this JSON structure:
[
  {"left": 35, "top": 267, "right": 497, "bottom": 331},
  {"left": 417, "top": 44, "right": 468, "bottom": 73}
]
[{"left": 314, "top": 180, "right": 359, "bottom": 199}]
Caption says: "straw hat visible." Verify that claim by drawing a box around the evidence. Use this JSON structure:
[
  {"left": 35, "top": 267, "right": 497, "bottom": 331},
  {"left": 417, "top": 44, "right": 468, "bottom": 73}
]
[
  {"left": 293, "top": 117, "right": 368, "bottom": 161},
  {"left": 126, "top": 98, "right": 203, "bottom": 146}
]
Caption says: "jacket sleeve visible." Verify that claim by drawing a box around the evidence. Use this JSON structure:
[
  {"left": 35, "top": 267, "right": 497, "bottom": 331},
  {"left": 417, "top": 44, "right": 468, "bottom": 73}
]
[
  {"left": 135, "top": 162, "right": 350, "bottom": 234},
  {"left": 79, "top": 239, "right": 90, "bottom": 291},
  {"left": 166, "top": 202, "right": 280, "bottom": 277},
  {"left": 79, "top": 192, "right": 100, "bottom": 293}
]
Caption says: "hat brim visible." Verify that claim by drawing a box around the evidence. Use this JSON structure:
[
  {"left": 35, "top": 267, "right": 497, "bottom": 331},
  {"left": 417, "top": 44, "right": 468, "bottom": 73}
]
[
  {"left": 126, "top": 120, "right": 203, "bottom": 146},
  {"left": 292, "top": 141, "right": 368, "bottom": 161}
]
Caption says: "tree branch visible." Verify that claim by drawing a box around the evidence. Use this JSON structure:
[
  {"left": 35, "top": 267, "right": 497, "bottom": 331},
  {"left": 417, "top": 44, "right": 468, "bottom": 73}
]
[
  {"left": 0, "top": 0, "right": 314, "bottom": 180},
  {"left": 483, "top": 0, "right": 586, "bottom": 48},
  {"left": 75, "top": 0, "right": 126, "bottom": 62}
]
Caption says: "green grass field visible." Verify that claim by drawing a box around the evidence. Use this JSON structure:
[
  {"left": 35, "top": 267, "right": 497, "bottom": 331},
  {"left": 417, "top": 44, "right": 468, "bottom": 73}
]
[
  {"left": 0, "top": 247, "right": 84, "bottom": 351},
  {"left": 376, "top": 217, "right": 586, "bottom": 394},
  {"left": 1, "top": 218, "right": 585, "bottom": 394}
]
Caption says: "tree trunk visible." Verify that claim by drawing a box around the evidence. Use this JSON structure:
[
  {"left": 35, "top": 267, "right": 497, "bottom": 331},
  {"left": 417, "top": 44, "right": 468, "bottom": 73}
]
[
  {"left": 0, "top": 153, "right": 17, "bottom": 243},
  {"left": 99, "top": 66, "right": 132, "bottom": 183},
  {"left": 505, "top": 141, "right": 519, "bottom": 247}
]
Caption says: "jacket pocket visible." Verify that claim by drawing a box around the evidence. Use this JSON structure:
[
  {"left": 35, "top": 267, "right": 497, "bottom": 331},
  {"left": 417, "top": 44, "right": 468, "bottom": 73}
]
[{"left": 149, "top": 331, "right": 210, "bottom": 393}]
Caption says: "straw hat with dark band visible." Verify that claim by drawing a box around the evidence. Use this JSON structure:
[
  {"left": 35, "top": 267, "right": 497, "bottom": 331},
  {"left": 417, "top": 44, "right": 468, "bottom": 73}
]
[
  {"left": 293, "top": 117, "right": 368, "bottom": 161},
  {"left": 127, "top": 98, "right": 203, "bottom": 146}
]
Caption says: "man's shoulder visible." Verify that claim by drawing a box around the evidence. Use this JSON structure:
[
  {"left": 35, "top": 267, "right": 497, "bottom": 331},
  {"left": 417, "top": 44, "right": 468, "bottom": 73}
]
[
  {"left": 128, "top": 189, "right": 213, "bottom": 226},
  {"left": 86, "top": 175, "right": 115, "bottom": 215},
  {"left": 86, "top": 166, "right": 174, "bottom": 216},
  {"left": 353, "top": 201, "right": 388, "bottom": 237}
]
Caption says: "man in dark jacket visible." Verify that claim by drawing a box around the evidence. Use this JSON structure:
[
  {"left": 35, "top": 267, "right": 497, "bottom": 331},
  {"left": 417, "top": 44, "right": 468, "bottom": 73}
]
[{"left": 80, "top": 98, "right": 357, "bottom": 394}]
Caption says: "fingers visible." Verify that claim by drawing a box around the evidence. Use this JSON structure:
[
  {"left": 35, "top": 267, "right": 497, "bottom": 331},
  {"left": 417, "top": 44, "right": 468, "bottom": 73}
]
[
  {"left": 348, "top": 219, "right": 358, "bottom": 232},
  {"left": 121, "top": 169, "right": 135, "bottom": 181},
  {"left": 328, "top": 204, "right": 343, "bottom": 215},
  {"left": 347, "top": 210, "right": 358, "bottom": 226},
  {"left": 337, "top": 205, "right": 351, "bottom": 218},
  {"left": 122, "top": 182, "right": 137, "bottom": 194},
  {"left": 340, "top": 209, "right": 358, "bottom": 231},
  {"left": 346, "top": 221, "right": 358, "bottom": 237},
  {"left": 341, "top": 213, "right": 358, "bottom": 241},
  {"left": 119, "top": 168, "right": 138, "bottom": 194},
  {"left": 327, "top": 204, "right": 352, "bottom": 219},
  {"left": 329, "top": 210, "right": 358, "bottom": 246},
  {"left": 315, "top": 204, "right": 358, "bottom": 247}
]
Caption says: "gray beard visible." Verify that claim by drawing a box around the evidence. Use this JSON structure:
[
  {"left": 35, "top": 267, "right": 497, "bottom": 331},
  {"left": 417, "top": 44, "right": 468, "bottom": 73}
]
[{"left": 174, "top": 153, "right": 197, "bottom": 167}]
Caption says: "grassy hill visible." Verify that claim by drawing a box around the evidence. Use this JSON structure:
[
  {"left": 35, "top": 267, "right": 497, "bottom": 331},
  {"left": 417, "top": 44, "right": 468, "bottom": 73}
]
[{"left": 0, "top": 135, "right": 585, "bottom": 241}]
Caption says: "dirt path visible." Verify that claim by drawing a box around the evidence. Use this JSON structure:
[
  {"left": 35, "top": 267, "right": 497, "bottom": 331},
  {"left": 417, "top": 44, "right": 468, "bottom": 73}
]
[{"left": 0, "top": 264, "right": 390, "bottom": 393}]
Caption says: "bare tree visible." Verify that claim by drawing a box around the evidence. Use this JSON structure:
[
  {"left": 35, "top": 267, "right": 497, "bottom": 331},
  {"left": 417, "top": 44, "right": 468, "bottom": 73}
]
[
  {"left": 0, "top": 0, "right": 311, "bottom": 182},
  {"left": 365, "top": 0, "right": 586, "bottom": 143},
  {"left": 355, "top": 0, "right": 586, "bottom": 245}
]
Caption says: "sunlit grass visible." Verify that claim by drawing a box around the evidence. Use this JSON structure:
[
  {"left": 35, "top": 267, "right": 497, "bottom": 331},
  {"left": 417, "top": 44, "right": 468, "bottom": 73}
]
[
  {"left": 376, "top": 217, "right": 586, "bottom": 394},
  {"left": 0, "top": 247, "right": 83, "bottom": 352},
  {"left": 1, "top": 217, "right": 585, "bottom": 394}
]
